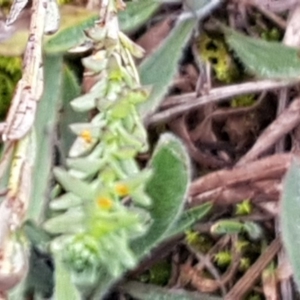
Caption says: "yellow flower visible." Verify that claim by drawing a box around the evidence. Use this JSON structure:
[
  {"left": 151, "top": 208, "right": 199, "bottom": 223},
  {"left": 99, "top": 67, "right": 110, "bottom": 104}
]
[
  {"left": 97, "top": 197, "right": 113, "bottom": 210},
  {"left": 115, "top": 183, "right": 129, "bottom": 196},
  {"left": 79, "top": 130, "right": 93, "bottom": 143}
]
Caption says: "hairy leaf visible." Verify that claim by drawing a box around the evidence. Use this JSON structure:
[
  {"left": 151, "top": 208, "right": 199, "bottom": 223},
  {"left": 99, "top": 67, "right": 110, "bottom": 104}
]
[
  {"left": 164, "top": 202, "right": 212, "bottom": 239},
  {"left": 90, "top": 133, "right": 191, "bottom": 299},
  {"left": 280, "top": 159, "right": 300, "bottom": 289},
  {"left": 118, "top": 0, "right": 160, "bottom": 33},
  {"left": 138, "top": 18, "right": 196, "bottom": 118},
  {"left": 58, "top": 65, "right": 88, "bottom": 160},
  {"left": 53, "top": 254, "right": 81, "bottom": 300},
  {"left": 0, "top": 2, "right": 160, "bottom": 56},
  {"left": 120, "top": 281, "right": 223, "bottom": 300},
  {"left": 131, "top": 133, "right": 190, "bottom": 257},
  {"left": 53, "top": 167, "right": 95, "bottom": 200},
  {"left": 43, "top": 208, "right": 85, "bottom": 234},
  {"left": 28, "top": 55, "right": 63, "bottom": 222},
  {"left": 225, "top": 28, "right": 300, "bottom": 79}
]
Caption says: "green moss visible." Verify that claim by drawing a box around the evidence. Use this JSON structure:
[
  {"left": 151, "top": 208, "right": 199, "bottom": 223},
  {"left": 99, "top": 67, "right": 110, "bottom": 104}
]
[
  {"left": 139, "top": 261, "right": 171, "bottom": 286},
  {"left": 0, "top": 56, "right": 22, "bottom": 120},
  {"left": 196, "top": 33, "right": 239, "bottom": 83},
  {"left": 235, "top": 199, "right": 253, "bottom": 215},
  {"left": 57, "top": 0, "right": 72, "bottom": 5},
  {"left": 231, "top": 94, "right": 256, "bottom": 108},
  {"left": 214, "top": 250, "right": 232, "bottom": 267},
  {"left": 261, "top": 28, "right": 281, "bottom": 41}
]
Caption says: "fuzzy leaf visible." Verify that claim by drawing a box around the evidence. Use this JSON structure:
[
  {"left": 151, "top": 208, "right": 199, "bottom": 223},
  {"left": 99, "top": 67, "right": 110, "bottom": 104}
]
[
  {"left": 43, "top": 208, "right": 85, "bottom": 234},
  {"left": 120, "top": 281, "right": 222, "bottom": 300},
  {"left": 280, "top": 159, "right": 300, "bottom": 289},
  {"left": 224, "top": 28, "right": 300, "bottom": 79},
  {"left": 164, "top": 202, "right": 212, "bottom": 239},
  {"left": 67, "top": 158, "right": 105, "bottom": 176},
  {"left": 50, "top": 193, "right": 82, "bottom": 210},
  {"left": 90, "top": 134, "right": 190, "bottom": 299},
  {"left": 0, "top": 3, "right": 159, "bottom": 56},
  {"left": 118, "top": 0, "right": 160, "bottom": 33},
  {"left": 44, "top": 6, "right": 97, "bottom": 53},
  {"left": 59, "top": 65, "right": 88, "bottom": 158},
  {"left": 28, "top": 55, "right": 63, "bottom": 222},
  {"left": 138, "top": 18, "right": 196, "bottom": 118},
  {"left": 53, "top": 254, "right": 81, "bottom": 300},
  {"left": 131, "top": 133, "right": 190, "bottom": 258},
  {"left": 53, "top": 167, "right": 95, "bottom": 200}
]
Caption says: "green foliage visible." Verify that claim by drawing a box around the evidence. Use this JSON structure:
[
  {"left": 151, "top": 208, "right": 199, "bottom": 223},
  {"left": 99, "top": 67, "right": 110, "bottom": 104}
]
[
  {"left": 28, "top": 55, "right": 64, "bottom": 222},
  {"left": 0, "top": 0, "right": 211, "bottom": 297},
  {"left": 90, "top": 133, "right": 191, "bottom": 298},
  {"left": 39, "top": 2, "right": 191, "bottom": 298},
  {"left": 211, "top": 220, "right": 262, "bottom": 240},
  {"left": 280, "top": 159, "right": 300, "bottom": 290},
  {"left": 44, "top": 6, "right": 98, "bottom": 54},
  {"left": 131, "top": 133, "right": 191, "bottom": 258},
  {"left": 0, "top": 2, "right": 161, "bottom": 56},
  {"left": 58, "top": 64, "right": 86, "bottom": 158},
  {"left": 138, "top": 18, "right": 197, "bottom": 118},
  {"left": 224, "top": 27, "right": 300, "bottom": 79},
  {"left": 53, "top": 254, "right": 81, "bottom": 300},
  {"left": 138, "top": 0, "right": 223, "bottom": 118},
  {"left": 118, "top": 0, "right": 161, "bottom": 33},
  {"left": 164, "top": 202, "right": 212, "bottom": 239},
  {"left": 119, "top": 281, "right": 223, "bottom": 300}
]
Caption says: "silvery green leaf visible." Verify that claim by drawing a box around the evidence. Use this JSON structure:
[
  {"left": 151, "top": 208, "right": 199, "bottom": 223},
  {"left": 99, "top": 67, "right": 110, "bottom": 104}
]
[
  {"left": 131, "top": 133, "right": 191, "bottom": 258},
  {"left": 43, "top": 208, "right": 86, "bottom": 234},
  {"left": 69, "top": 123, "right": 104, "bottom": 138},
  {"left": 120, "top": 281, "right": 223, "bottom": 300},
  {"left": 179, "top": 0, "right": 223, "bottom": 21},
  {"left": 53, "top": 254, "right": 81, "bottom": 300},
  {"left": 280, "top": 159, "right": 300, "bottom": 290},
  {"left": 82, "top": 57, "right": 108, "bottom": 73},
  {"left": 224, "top": 27, "right": 300, "bottom": 79},
  {"left": 29, "top": 55, "right": 63, "bottom": 221},
  {"left": 70, "top": 93, "right": 97, "bottom": 112},
  {"left": 54, "top": 167, "right": 95, "bottom": 200},
  {"left": 67, "top": 158, "right": 107, "bottom": 176},
  {"left": 131, "top": 189, "right": 152, "bottom": 207},
  {"left": 164, "top": 202, "right": 212, "bottom": 239},
  {"left": 119, "top": 32, "right": 144, "bottom": 58},
  {"left": 68, "top": 133, "right": 97, "bottom": 158},
  {"left": 118, "top": 0, "right": 160, "bottom": 33},
  {"left": 138, "top": 18, "right": 196, "bottom": 118},
  {"left": 50, "top": 193, "right": 82, "bottom": 210}
]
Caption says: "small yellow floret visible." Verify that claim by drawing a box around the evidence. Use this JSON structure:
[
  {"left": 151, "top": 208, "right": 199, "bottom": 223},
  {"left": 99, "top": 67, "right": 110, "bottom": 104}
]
[
  {"left": 97, "top": 197, "right": 113, "bottom": 209},
  {"left": 115, "top": 183, "right": 129, "bottom": 196},
  {"left": 80, "top": 130, "right": 93, "bottom": 143}
]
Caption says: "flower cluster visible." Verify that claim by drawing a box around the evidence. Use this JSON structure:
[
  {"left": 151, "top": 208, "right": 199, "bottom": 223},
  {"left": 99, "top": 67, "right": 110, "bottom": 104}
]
[{"left": 45, "top": 0, "right": 152, "bottom": 281}]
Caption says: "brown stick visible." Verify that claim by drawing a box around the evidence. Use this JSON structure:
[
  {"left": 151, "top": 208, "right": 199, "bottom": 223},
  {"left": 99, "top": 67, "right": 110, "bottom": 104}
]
[
  {"left": 189, "top": 153, "right": 293, "bottom": 197},
  {"left": 225, "top": 238, "right": 282, "bottom": 300},
  {"left": 237, "top": 99, "right": 300, "bottom": 166},
  {"left": 146, "top": 79, "right": 298, "bottom": 125}
]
